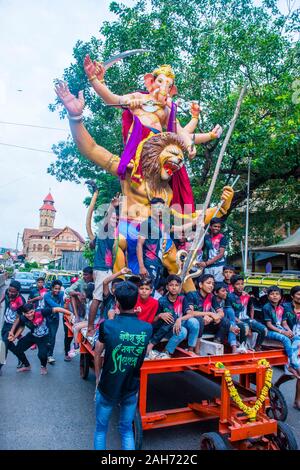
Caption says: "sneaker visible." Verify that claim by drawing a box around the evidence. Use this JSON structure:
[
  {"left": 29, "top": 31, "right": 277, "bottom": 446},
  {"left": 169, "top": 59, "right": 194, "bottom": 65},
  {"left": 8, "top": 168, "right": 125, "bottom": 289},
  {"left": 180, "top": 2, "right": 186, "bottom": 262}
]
[
  {"left": 147, "top": 350, "right": 161, "bottom": 360},
  {"left": 40, "top": 367, "right": 48, "bottom": 375},
  {"left": 17, "top": 365, "right": 31, "bottom": 372},
  {"left": 64, "top": 355, "right": 72, "bottom": 362},
  {"left": 158, "top": 351, "right": 171, "bottom": 359},
  {"left": 17, "top": 360, "right": 23, "bottom": 369},
  {"left": 48, "top": 356, "right": 56, "bottom": 364}
]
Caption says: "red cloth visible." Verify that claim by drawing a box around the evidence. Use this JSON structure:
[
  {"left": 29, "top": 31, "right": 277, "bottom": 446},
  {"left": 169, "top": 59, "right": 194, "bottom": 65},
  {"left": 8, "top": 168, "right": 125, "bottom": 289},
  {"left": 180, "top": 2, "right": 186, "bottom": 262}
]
[
  {"left": 136, "top": 295, "right": 158, "bottom": 324},
  {"left": 121, "top": 109, "right": 195, "bottom": 213}
]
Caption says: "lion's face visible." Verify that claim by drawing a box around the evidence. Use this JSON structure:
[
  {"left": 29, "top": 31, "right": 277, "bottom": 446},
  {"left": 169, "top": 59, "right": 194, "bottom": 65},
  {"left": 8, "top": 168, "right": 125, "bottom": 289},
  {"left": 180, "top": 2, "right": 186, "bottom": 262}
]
[{"left": 159, "top": 144, "right": 184, "bottom": 180}]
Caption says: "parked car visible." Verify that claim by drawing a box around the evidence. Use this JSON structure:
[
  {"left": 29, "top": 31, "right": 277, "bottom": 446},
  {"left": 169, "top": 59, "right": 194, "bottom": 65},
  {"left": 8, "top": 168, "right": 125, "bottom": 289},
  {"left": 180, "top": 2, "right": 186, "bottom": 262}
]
[
  {"left": 31, "top": 269, "right": 46, "bottom": 280},
  {"left": 13, "top": 272, "right": 36, "bottom": 293},
  {"left": 44, "top": 271, "right": 77, "bottom": 290}
]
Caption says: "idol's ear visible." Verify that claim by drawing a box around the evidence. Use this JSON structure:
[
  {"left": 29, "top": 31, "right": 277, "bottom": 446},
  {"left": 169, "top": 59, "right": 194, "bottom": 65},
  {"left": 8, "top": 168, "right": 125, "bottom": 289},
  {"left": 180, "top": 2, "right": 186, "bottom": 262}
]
[
  {"left": 169, "top": 84, "right": 178, "bottom": 97},
  {"left": 144, "top": 73, "right": 155, "bottom": 92}
]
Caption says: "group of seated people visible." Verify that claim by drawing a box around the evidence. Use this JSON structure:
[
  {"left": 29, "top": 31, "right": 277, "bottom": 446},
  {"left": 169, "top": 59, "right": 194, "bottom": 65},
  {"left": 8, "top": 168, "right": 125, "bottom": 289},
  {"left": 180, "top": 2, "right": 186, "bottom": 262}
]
[
  {"left": 2, "top": 263, "right": 300, "bottom": 381},
  {"left": 65, "top": 264, "right": 300, "bottom": 381}
]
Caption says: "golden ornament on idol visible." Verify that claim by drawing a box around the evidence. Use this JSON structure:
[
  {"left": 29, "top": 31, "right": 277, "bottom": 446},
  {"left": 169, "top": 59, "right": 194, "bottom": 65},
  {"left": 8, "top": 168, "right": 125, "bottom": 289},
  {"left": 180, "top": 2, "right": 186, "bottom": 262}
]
[{"left": 215, "top": 359, "right": 273, "bottom": 422}]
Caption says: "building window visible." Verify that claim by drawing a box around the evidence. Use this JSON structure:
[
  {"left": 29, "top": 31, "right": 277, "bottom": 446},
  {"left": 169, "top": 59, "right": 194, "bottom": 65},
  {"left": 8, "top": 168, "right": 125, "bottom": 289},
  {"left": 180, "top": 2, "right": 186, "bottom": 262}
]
[
  {"left": 44, "top": 219, "right": 48, "bottom": 226},
  {"left": 38, "top": 244, "right": 42, "bottom": 251},
  {"left": 32, "top": 244, "right": 36, "bottom": 252},
  {"left": 44, "top": 245, "right": 49, "bottom": 252}
]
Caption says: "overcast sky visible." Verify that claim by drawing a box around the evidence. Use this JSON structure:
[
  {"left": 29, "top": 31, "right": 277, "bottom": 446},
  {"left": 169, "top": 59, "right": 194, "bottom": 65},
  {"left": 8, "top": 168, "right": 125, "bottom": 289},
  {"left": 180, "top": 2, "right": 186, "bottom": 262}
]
[{"left": 0, "top": 0, "right": 293, "bottom": 249}]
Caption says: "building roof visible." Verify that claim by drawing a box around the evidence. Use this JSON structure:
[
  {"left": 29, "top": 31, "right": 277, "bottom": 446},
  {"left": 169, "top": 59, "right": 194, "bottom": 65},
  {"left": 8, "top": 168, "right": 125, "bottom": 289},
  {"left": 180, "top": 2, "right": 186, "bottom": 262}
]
[
  {"left": 39, "top": 203, "right": 57, "bottom": 212},
  {"left": 23, "top": 227, "right": 85, "bottom": 244},
  {"left": 52, "top": 227, "right": 85, "bottom": 244},
  {"left": 44, "top": 192, "right": 54, "bottom": 202},
  {"left": 251, "top": 227, "right": 300, "bottom": 254},
  {"left": 39, "top": 192, "right": 56, "bottom": 211},
  {"left": 23, "top": 228, "right": 62, "bottom": 240}
]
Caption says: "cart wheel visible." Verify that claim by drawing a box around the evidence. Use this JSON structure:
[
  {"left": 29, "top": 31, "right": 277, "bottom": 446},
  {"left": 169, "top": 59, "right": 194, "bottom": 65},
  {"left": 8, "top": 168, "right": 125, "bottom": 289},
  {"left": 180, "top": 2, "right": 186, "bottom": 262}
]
[
  {"left": 200, "top": 432, "right": 230, "bottom": 450},
  {"left": 266, "top": 386, "right": 288, "bottom": 421},
  {"left": 80, "top": 353, "right": 89, "bottom": 380},
  {"left": 271, "top": 421, "right": 298, "bottom": 450},
  {"left": 133, "top": 409, "right": 143, "bottom": 450}
]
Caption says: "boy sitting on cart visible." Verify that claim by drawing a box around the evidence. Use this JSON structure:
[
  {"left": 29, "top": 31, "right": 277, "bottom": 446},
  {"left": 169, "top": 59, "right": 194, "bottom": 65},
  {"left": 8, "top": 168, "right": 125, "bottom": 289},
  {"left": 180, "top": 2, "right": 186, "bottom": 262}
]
[
  {"left": 145, "top": 275, "right": 200, "bottom": 359},
  {"left": 227, "top": 275, "right": 267, "bottom": 352},
  {"left": 184, "top": 274, "right": 231, "bottom": 355},
  {"left": 263, "top": 285, "right": 300, "bottom": 379}
]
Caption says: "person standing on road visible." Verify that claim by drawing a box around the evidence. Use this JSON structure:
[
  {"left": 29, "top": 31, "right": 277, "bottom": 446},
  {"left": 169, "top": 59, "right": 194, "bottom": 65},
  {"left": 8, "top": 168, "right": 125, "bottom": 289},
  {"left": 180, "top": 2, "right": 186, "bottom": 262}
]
[
  {"left": 44, "top": 280, "right": 64, "bottom": 364},
  {"left": 0, "top": 280, "right": 26, "bottom": 374},
  {"left": 94, "top": 281, "right": 152, "bottom": 450},
  {"left": 28, "top": 277, "right": 48, "bottom": 309},
  {"left": 10, "top": 303, "right": 72, "bottom": 375},
  {"left": 87, "top": 195, "right": 120, "bottom": 337}
]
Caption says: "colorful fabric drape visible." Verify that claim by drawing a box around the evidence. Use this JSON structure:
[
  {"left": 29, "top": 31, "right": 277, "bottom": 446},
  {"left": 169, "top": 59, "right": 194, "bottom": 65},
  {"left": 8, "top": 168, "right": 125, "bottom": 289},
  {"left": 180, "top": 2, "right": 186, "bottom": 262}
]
[{"left": 118, "top": 101, "right": 195, "bottom": 212}]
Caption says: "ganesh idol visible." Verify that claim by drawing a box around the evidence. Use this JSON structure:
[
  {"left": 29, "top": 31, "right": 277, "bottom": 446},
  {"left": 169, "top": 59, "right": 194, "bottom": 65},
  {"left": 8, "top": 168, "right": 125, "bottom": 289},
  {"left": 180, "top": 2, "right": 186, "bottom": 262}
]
[
  {"left": 83, "top": 58, "right": 223, "bottom": 215},
  {"left": 55, "top": 81, "right": 233, "bottom": 291}
]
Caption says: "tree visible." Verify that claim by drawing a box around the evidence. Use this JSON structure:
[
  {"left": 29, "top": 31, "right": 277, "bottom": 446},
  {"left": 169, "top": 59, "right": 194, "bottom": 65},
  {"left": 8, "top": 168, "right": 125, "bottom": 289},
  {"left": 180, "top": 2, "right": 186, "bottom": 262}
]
[{"left": 49, "top": 0, "right": 300, "bottom": 252}]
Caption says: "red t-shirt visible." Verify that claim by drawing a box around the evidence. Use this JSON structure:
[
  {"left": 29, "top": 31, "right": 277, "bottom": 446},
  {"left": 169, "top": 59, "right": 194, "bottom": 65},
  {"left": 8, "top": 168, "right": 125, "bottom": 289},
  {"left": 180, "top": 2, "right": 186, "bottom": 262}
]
[{"left": 136, "top": 295, "right": 159, "bottom": 324}]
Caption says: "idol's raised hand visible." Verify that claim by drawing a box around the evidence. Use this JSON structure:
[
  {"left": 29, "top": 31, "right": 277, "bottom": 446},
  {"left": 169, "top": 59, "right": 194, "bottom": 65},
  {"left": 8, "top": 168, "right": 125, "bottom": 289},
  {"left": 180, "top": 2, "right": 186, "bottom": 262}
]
[
  {"left": 84, "top": 55, "right": 105, "bottom": 81},
  {"left": 190, "top": 101, "right": 201, "bottom": 119},
  {"left": 211, "top": 124, "right": 223, "bottom": 139},
  {"left": 55, "top": 81, "right": 85, "bottom": 116}
]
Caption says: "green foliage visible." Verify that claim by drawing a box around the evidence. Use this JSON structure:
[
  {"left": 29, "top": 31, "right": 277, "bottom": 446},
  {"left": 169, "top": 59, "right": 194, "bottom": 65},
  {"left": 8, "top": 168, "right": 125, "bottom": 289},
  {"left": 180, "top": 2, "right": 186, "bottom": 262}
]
[
  {"left": 5, "top": 267, "right": 14, "bottom": 277},
  {"left": 49, "top": 0, "right": 300, "bottom": 252},
  {"left": 83, "top": 241, "right": 95, "bottom": 265},
  {"left": 19, "top": 261, "right": 40, "bottom": 272}
]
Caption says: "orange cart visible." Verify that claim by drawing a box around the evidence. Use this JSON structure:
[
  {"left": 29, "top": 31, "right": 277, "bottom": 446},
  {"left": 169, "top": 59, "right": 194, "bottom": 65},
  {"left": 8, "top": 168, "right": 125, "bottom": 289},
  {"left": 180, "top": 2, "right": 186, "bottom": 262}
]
[{"left": 64, "top": 318, "right": 298, "bottom": 450}]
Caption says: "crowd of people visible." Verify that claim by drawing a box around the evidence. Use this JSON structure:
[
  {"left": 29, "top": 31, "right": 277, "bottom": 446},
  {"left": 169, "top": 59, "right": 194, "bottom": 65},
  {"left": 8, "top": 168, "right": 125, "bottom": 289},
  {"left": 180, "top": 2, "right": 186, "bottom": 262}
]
[{"left": 1, "top": 198, "right": 300, "bottom": 450}]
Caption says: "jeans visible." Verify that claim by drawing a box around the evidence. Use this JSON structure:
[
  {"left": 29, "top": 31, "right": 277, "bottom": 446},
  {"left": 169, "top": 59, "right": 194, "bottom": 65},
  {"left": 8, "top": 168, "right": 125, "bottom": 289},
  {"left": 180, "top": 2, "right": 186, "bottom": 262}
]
[
  {"left": 165, "top": 328, "right": 187, "bottom": 353},
  {"left": 63, "top": 319, "right": 73, "bottom": 355},
  {"left": 225, "top": 307, "right": 237, "bottom": 346},
  {"left": 204, "top": 266, "right": 224, "bottom": 282},
  {"left": 204, "top": 317, "right": 230, "bottom": 342},
  {"left": 46, "top": 316, "right": 59, "bottom": 356},
  {"left": 267, "top": 331, "right": 300, "bottom": 369},
  {"left": 244, "top": 319, "right": 267, "bottom": 347},
  {"left": 151, "top": 318, "right": 175, "bottom": 346},
  {"left": 226, "top": 311, "right": 267, "bottom": 347},
  {"left": 182, "top": 318, "right": 200, "bottom": 348},
  {"left": 16, "top": 333, "right": 49, "bottom": 367},
  {"left": 94, "top": 390, "right": 138, "bottom": 450},
  {"left": 1, "top": 321, "right": 25, "bottom": 365}
]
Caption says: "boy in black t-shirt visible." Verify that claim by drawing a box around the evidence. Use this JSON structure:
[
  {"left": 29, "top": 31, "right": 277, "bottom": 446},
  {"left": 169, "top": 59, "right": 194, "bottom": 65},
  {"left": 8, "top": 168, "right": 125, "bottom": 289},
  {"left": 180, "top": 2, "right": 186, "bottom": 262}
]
[
  {"left": 137, "top": 198, "right": 167, "bottom": 289},
  {"left": 0, "top": 280, "right": 26, "bottom": 373},
  {"left": 94, "top": 281, "right": 152, "bottom": 450},
  {"left": 263, "top": 286, "right": 300, "bottom": 379},
  {"left": 10, "top": 303, "right": 71, "bottom": 375},
  {"left": 145, "top": 275, "right": 200, "bottom": 359}
]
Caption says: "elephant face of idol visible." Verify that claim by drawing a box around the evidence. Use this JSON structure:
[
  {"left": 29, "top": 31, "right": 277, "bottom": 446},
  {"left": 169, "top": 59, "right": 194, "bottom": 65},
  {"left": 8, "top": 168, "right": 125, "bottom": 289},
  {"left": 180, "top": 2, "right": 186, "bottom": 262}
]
[
  {"left": 144, "top": 73, "right": 178, "bottom": 105},
  {"left": 159, "top": 144, "right": 184, "bottom": 180}
]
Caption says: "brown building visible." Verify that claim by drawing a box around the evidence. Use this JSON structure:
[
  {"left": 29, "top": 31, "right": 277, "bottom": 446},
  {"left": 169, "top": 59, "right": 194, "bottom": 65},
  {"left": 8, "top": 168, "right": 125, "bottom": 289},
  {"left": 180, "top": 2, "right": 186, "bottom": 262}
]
[{"left": 22, "top": 193, "right": 85, "bottom": 265}]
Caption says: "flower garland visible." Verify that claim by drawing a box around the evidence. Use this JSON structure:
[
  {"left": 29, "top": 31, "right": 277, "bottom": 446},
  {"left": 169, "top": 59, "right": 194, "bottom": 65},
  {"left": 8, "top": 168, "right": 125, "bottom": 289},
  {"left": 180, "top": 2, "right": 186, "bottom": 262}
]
[{"left": 215, "top": 359, "right": 273, "bottom": 422}]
